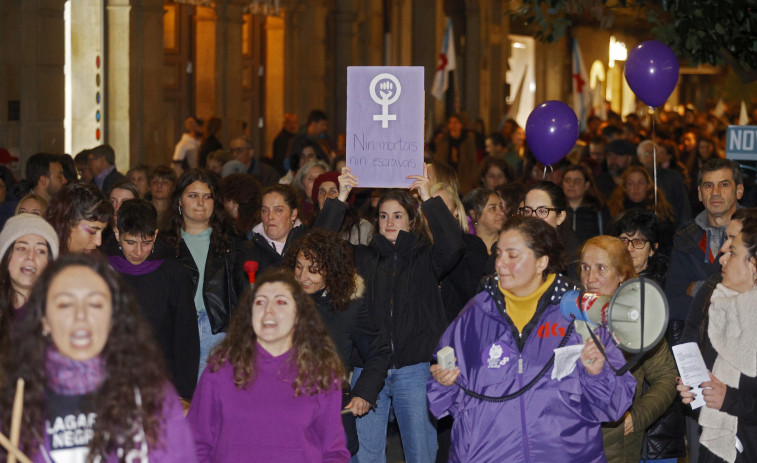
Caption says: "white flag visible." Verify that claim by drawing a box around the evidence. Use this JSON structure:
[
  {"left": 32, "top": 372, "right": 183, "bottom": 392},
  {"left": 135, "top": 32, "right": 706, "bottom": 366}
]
[
  {"left": 739, "top": 100, "right": 749, "bottom": 125},
  {"left": 571, "top": 39, "right": 592, "bottom": 131},
  {"left": 431, "top": 19, "right": 456, "bottom": 101}
]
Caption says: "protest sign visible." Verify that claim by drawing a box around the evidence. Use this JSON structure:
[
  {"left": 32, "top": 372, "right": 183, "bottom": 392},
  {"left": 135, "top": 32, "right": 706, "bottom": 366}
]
[{"left": 346, "top": 66, "right": 424, "bottom": 188}]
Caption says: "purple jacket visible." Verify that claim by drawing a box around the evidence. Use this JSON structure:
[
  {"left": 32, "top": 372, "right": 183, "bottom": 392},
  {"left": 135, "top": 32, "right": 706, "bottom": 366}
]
[{"left": 427, "top": 275, "right": 635, "bottom": 463}]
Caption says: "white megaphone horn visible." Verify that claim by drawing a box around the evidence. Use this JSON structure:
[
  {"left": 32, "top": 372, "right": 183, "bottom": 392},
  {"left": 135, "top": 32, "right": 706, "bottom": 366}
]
[{"left": 560, "top": 277, "right": 669, "bottom": 353}]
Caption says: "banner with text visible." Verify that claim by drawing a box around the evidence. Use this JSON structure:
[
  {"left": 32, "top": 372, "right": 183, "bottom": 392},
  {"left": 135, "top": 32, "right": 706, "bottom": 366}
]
[{"left": 346, "top": 66, "right": 424, "bottom": 188}]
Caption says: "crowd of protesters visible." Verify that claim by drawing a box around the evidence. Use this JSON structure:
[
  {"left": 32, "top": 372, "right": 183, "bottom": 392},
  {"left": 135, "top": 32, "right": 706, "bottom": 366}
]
[{"left": 0, "top": 103, "right": 755, "bottom": 463}]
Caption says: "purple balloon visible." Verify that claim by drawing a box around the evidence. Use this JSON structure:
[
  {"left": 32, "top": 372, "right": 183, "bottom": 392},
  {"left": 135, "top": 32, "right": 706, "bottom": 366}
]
[
  {"left": 624, "top": 40, "right": 679, "bottom": 108},
  {"left": 525, "top": 101, "right": 579, "bottom": 166}
]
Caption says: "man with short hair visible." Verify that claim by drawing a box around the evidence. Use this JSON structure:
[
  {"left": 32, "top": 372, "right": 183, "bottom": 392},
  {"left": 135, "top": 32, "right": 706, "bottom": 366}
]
[
  {"left": 666, "top": 158, "right": 744, "bottom": 342},
  {"left": 226, "top": 137, "right": 279, "bottom": 186},
  {"left": 286, "top": 109, "right": 332, "bottom": 162},
  {"left": 595, "top": 139, "right": 636, "bottom": 199},
  {"left": 173, "top": 116, "right": 202, "bottom": 169},
  {"left": 88, "top": 144, "right": 125, "bottom": 194},
  {"left": 25, "top": 152, "right": 67, "bottom": 203}
]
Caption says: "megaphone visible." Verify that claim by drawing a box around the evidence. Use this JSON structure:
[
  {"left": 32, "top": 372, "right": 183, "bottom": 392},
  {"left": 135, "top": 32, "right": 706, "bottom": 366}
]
[{"left": 560, "top": 277, "right": 669, "bottom": 353}]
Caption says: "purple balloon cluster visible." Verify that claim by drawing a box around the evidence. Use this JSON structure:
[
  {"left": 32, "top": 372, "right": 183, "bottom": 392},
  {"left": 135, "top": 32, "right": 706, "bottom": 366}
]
[{"left": 624, "top": 40, "right": 680, "bottom": 108}]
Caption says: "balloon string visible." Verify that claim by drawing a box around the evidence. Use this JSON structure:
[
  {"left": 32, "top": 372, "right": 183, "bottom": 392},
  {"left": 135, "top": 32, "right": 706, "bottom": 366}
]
[
  {"left": 542, "top": 164, "right": 553, "bottom": 180},
  {"left": 651, "top": 107, "right": 658, "bottom": 209}
]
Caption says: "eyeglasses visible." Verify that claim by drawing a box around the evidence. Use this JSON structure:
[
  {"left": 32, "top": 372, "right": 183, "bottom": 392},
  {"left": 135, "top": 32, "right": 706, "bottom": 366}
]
[
  {"left": 518, "top": 206, "right": 560, "bottom": 218},
  {"left": 619, "top": 237, "right": 649, "bottom": 249}
]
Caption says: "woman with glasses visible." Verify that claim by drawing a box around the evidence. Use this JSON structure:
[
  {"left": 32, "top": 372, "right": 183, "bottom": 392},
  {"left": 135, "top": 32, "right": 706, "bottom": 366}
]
[
  {"left": 519, "top": 180, "right": 581, "bottom": 278},
  {"left": 561, "top": 164, "right": 610, "bottom": 244},
  {"left": 160, "top": 169, "right": 249, "bottom": 377},
  {"left": 46, "top": 183, "right": 113, "bottom": 255},
  {"left": 611, "top": 209, "right": 669, "bottom": 286},
  {"left": 463, "top": 188, "right": 505, "bottom": 254}
]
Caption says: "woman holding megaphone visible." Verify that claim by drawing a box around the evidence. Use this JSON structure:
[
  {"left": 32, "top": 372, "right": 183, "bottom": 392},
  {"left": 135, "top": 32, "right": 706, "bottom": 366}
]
[
  {"left": 579, "top": 236, "right": 680, "bottom": 463},
  {"left": 428, "top": 216, "right": 635, "bottom": 462}
]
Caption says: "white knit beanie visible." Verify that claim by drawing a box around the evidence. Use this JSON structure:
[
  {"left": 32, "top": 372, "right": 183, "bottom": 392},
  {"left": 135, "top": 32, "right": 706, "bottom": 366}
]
[{"left": 0, "top": 213, "right": 60, "bottom": 259}]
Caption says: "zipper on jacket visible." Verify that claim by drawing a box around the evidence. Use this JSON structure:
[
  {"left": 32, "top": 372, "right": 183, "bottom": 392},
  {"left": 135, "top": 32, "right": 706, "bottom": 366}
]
[
  {"left": 518, "top": 354, "right": 531, "bottom": 462},
  {"left": 389, "top": 253, "right": 398, "bottom": 368}
]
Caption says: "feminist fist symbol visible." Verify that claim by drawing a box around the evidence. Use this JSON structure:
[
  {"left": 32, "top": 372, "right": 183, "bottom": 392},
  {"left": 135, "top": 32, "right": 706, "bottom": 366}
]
[{"left": 370, "top": 73, "right": 402, "bottom": 129}]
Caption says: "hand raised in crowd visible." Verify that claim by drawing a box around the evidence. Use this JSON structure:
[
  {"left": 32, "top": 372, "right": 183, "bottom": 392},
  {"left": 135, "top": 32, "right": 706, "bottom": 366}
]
[
  {"left": 338, "top": 166, "right": 360, "bottom": 203},
  {"left": 430, "top": 363, "right": 460, "bottom": 387},
  {"left": 407, "top": 163, "right": 431, "bottom": 202},
  {"left": 581, "top": 338, "right": 606, "bottom": 375},
  {"left": 343, "top": 396, "right": 371, "bottom": 416}
]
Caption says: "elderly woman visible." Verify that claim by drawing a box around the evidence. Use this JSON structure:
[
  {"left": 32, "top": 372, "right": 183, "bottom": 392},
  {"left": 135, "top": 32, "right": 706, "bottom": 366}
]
[
  {"left": 0, "top": 254, "right": 195, "bottom": 461},
  {"left": 677, "top": 216, "right": 757, "bottom": 463},
  {"left": 0, "top": 214, "right": 59, "bottom": 368},
  {"left": 188, "top": 269, "right": 350, "bottom": 462},
  {"left": 283, "top": 228, "right": 390, "bottom": 455},
  {"left": 580, "top": 236, "right": 680, "bottom": 463},
  {"left": 159, "top": 169, "right": 249, "bottom": 376},
  {"left": 108, "top": 198, "right": 200, "bottom": 400},
  {"left": 46, "top": 182, "right": 113, "bottom": 255},
  {"left": 293, "top": 159, "right": 329, "bottom": 225},
  {"left": 428, "top": 217, "right": 635, "bottom": 462}
]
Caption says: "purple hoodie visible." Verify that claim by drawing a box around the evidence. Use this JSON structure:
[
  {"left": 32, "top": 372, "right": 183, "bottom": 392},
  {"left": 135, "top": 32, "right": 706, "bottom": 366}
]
[
  {"left": 427, "top": 275, "right": 636, "bottom": 463},
  {"left": 188, "top": 345, "right": 349, "bottom": 462}
]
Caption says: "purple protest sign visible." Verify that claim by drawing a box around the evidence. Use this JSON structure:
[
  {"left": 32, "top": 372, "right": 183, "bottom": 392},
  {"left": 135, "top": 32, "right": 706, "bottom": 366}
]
[{"left": 347, "top": 66, "right": 424, "bottom": 188}]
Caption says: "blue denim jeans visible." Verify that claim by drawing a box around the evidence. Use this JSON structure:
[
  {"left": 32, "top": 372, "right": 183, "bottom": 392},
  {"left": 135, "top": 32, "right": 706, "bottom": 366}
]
[
  {"left": 197, "top": 311, "right": 225, "bottom": 380},
  {"left": 351, "top": 362, "right": 436, "bottom": 463}
]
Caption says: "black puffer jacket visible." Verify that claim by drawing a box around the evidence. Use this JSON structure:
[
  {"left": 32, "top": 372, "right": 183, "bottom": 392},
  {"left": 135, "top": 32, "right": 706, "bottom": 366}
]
[
  {"left": 176, "top": 234, "right": 249, "bottom": 334},
  {"left": 317, "top": 197, "right": 464, "bottom": 368}
]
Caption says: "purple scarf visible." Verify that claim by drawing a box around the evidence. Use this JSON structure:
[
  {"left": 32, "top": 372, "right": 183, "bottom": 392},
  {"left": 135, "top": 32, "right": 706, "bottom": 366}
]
[
  {"left": 107, "top": 255, "right": 164, "bottom": 276},
  {"left": 45, "top": 346, "right": 105, "bottom": 395}
]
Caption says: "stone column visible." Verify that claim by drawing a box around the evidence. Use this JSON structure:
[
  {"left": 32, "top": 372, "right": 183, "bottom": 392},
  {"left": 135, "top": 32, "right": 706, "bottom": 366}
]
[
  {"left": 213, "top": 1, "right": 246, "bottom": 145},
  {"left": 0, "top": 0, "right": 65, "bottom": 170},
  {"left": 464, "top": 0, "right": 481, "bottom": 122},
  {"left": 333, "top": 1, "right": 358, "bottom": 135},
  {"left": 412, "top": 0, "right": 441, "bottom": 133}
]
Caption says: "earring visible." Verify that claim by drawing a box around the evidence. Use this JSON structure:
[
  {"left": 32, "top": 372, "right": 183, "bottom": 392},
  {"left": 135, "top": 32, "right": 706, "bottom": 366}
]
[
  {"left": 42, "top": 326, "right": 49, "bottom": 337},
  {"left": 118, "top": 244, "right": 122, "bottom": 251},
  {"left": 178, "top": 204, "right": 182, "bottom": 215}
]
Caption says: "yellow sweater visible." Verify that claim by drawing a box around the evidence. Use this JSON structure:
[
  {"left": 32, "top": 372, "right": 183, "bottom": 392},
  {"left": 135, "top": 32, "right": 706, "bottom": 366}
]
[{"left": 500, "top": 274, "right": 556, "bottom": 333}]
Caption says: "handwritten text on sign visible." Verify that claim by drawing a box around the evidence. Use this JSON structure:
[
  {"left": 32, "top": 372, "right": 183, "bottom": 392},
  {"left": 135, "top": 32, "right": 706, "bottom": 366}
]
[{"left": 346, "top": 66, "right": 424, "bottom": 188}]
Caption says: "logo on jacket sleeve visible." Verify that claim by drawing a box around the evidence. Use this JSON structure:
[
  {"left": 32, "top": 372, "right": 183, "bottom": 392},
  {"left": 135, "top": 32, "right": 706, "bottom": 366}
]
[
  {"left": 537, "top": 322, "right": 565, "bottom": 338},
  {"left": 485, "top": 342, "right": 510, "bottom": 368}
]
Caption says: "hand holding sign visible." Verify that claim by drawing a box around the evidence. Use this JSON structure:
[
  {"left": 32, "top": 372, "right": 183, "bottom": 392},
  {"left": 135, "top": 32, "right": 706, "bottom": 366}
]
[
  {"left": 407, "top": 163, "right": 431, "bottom": 201},
  {"left": 338, "top": 167, "right": 360, "bottom": 203}
]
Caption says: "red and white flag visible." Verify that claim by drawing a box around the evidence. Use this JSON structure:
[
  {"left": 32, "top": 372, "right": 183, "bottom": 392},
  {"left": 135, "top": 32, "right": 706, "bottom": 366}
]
[
  {"left": 572, "top": 39, "right": 592, "bottom": 130},
  {"left": 431, "top": 19, "right": 456, "bottom": 101}
]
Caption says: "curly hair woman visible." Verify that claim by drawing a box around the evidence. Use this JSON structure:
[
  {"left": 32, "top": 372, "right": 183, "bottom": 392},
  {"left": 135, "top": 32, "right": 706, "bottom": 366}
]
[
  {"left": 0, "top": 254, "right": 194, "bottom": 461},
  {"left": 46, "top": 182, "right": 113, "bottom": 255},
  {"left": 188, "top": 268, "right": 351, "bottom": 462},
  {"left": 283, "top": 228, "right": 390, "bottom": 456},
  {"left": 159, "top": 168, "right": 249, "bottom": 376}
]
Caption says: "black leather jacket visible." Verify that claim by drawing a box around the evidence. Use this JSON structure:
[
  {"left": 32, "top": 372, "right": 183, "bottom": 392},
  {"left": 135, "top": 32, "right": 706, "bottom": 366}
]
[{"left": 177, "top": 234, "right": 249, "bottom": 334}]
